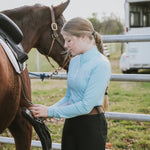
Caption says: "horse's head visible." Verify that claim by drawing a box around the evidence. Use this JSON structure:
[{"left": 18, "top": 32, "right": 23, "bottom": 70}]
[
  {"left": 35, "top": 1, "right": 70, "bottom": 71},
  {"left": 2, "top": 0, "right": 70, "bottom": 71}
]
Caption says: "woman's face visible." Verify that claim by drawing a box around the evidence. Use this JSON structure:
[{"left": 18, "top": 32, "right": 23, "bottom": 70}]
[{"left": 62, "top": 32, "right": 86, "bottom": 56}]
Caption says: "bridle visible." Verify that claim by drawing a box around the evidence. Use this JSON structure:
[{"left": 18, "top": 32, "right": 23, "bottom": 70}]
[
  {"left": 45, "top": 6, "right": 71, "bottom": 74},
  {"left": 47, "top": 6, "right": 65, "bottom": 55}
]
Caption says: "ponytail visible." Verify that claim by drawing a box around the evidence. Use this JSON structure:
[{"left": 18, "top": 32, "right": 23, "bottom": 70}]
[
  {"left": 92, "top": 31, "right": 104, "bottom": 55},
  {"left": 93, "top": 31, "right": 109, "bottom": 111}
]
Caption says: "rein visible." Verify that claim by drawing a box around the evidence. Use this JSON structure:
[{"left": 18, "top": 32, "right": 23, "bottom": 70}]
[{"left": 45, "top": 6, "right": 70, "bottom": 75}]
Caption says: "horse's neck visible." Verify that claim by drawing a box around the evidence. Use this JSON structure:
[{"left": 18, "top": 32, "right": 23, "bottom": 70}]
[{"left": 3, "top": 5, "right": 50, "bottom": 53}]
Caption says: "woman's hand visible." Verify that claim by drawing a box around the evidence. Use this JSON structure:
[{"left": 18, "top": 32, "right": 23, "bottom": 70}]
[{"left": 29, "top": 104, "right": 48, "bottom": 118}]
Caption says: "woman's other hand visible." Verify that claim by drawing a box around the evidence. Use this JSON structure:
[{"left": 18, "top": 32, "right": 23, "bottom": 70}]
[{"left": 29, "top": 104, "right": 48, "bottom": 118}]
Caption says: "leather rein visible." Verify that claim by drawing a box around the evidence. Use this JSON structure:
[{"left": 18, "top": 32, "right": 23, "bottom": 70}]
[{"left": 45, "top": 6, "right": 71, "bottom": 75}]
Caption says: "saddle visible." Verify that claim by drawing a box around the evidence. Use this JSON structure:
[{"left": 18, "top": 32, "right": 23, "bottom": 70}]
[{"left": 0, "top": 13, "right": 28, "bottom": 63}]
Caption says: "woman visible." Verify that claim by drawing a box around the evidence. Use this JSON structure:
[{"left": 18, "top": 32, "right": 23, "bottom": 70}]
[{"left": 29, "top": 17, "right": 111, "bottom": 150}]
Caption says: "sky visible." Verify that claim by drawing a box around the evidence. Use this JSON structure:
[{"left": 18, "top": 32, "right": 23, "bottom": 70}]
[{"left": 0, "top": 0, "right": 125, "bottom": 22}]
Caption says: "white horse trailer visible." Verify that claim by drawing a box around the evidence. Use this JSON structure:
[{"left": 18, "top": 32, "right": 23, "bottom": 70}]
[{"left": 120, "top": 0, "right": 150, "bottom": 73}]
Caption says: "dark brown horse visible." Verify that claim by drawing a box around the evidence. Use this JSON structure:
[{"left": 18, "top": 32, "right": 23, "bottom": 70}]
[{"left": 0, "top": 1, "right": 70, "bottom": 150}]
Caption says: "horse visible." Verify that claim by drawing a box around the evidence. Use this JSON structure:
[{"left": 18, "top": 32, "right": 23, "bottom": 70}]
[{"left": 0, "top": 1, "right": 70, "bottom": 149}]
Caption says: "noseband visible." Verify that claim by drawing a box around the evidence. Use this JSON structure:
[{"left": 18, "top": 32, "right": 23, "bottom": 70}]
[{"left": 45, "top": 6, "right": 70, "bottom": 73}]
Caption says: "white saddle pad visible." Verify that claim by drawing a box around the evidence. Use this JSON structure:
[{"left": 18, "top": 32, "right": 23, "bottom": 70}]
[{"left": 0, "top": 38, "right": 26, "bottom": 74}]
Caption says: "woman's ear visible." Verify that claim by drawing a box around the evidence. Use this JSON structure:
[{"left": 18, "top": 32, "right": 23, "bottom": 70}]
[{"left": 80, "top": 35, "right": 87, "bottom": 41}]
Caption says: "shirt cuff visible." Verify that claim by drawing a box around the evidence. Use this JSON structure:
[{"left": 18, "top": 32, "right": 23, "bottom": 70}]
[
  {"left": 48, "top": 106, "right": 55, "bottom": 117},
  {"left": 48, "top": 106, "right": 61, "bottom": 119}
]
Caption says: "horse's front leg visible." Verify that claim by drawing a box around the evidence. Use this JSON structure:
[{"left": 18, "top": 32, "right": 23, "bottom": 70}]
[{"left": 8, "top": 107, "right": 32, "bottom": 150}]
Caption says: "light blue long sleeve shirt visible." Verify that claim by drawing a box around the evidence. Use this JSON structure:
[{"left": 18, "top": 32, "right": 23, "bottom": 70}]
[{"left": 48, "top": 46, "right": 111, "bottom": 119}]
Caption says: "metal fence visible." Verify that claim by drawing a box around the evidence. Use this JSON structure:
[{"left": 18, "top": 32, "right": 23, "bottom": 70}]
[
  {"left": 1, "top": 34, "right": 150, "bottom": 149},
  {"left": 29, "top": 72, "right": 150, "bottom": 122}
]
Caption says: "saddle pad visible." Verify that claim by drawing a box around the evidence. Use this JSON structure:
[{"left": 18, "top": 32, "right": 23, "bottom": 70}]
[{"left": 0, "top": 38, "right": 25, "bottom": 74}]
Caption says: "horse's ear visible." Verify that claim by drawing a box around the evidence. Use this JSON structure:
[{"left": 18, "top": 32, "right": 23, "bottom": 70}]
[{"left": 53, "top": 0, "right": 70, "bottom": 18}]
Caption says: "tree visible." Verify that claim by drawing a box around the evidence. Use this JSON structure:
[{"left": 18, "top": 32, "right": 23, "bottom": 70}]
[
  {"left": 88, "top": 13, "right": 102, "bottom": 33},
  {"left": 100, "top": 13, "right": 124, "bottom": 34},
  {"left": 88, "top": 13, "right": 124, "bottom": 35}
]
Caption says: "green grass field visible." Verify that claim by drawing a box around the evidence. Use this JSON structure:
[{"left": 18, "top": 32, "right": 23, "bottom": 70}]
[{"left": 1, "top": 44, "right": 150, "bottom": 150}]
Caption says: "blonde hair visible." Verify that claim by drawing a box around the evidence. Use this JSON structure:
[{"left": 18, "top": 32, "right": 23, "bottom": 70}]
[{"left": 62, "top": 17, "right": 104, "bottom": 54}]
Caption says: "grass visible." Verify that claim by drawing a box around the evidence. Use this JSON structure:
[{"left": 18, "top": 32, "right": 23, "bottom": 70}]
[
  {"left": 1, "top": 45, "right": 150, "bottom": 150},
  {"left": 107, "top": 81, "right": 150, "bottom": 149},
  {"left": 26, "top": 49, "right": 59, "bottom": 72}
]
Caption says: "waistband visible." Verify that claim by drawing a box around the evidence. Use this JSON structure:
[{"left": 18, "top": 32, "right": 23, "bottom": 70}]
[{"left": 88, "top": 106, "right": 104, "bottom": 115}]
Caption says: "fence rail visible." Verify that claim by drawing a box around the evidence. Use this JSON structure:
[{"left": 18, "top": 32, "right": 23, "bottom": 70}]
[
  {"left": 29, "top": 72, "right": 150, "bottom": 82},
  {"left": 0, "top": 137, "right": 61, "bottom": 149},
  {"left": 102, "top": 34, "right": 150, "bottom": 43}
]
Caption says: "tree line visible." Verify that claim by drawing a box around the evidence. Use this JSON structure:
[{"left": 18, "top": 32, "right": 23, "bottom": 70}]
[{"left": 88, "top": 13, "right": 124, "bottom": 35}]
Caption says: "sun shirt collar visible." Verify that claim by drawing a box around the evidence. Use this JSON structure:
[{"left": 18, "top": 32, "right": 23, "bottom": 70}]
[{"left": 80, "top": 46, "right": 98, "bottom": 64}]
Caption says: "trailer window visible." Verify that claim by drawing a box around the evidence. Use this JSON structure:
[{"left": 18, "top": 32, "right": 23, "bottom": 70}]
[
  {"left": 130, "top": 12, "right": 140, "bottom": 27},
  {"left": 130, "top": 2, "right": 150, "bottom": 27}
]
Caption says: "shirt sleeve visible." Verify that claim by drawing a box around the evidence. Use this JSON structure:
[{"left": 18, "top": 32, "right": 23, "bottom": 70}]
[
  {"left": 48, "top": 60, "right": 111, "bottom": 119},
  {"left": 48, "top": 83, "right": 71, "bottom": 118},
  {"left": 48, "top": 58, "right": 73, "bottom": 118}
]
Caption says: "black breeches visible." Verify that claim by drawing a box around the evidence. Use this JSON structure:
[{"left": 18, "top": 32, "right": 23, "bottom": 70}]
[{"left": 61, "top": 113, "right": 107, "bottom": 150}]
